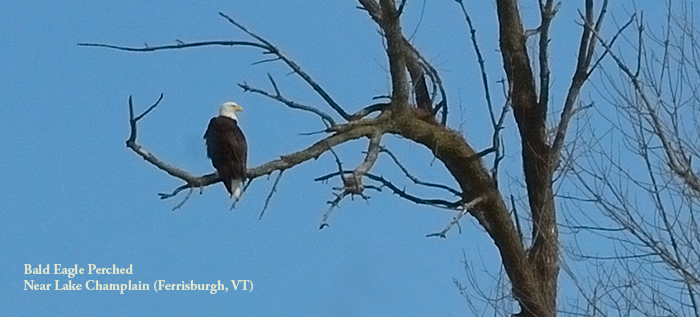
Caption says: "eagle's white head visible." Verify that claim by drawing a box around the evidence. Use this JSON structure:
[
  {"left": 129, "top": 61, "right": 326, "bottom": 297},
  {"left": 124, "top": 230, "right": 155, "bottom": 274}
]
[{"left": 219, "top": 101, "right": 243, "bottom": 120}]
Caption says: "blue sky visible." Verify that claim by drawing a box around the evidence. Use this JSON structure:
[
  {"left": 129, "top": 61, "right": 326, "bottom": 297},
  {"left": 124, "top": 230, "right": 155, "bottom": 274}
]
[{"left": 1, "top": 1, "right": 662, "bottom": 316}]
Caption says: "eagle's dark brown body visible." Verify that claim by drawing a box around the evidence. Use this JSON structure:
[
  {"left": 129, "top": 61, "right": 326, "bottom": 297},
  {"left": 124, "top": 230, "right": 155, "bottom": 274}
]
[{"left": 204, "top": 115, "right": 247, "bottom": 198}]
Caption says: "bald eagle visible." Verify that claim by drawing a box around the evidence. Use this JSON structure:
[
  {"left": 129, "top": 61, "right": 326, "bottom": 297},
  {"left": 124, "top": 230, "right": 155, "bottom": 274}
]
[{"left": 204, "top": 101, "right": 247, "bottom": 200}]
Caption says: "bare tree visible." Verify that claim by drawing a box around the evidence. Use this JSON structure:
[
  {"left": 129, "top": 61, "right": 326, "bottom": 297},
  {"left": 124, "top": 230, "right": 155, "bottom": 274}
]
[
  {"left": 81, "top": 1, "right": 613, "bottom": 316},
  {"left": 563, "top": 0, "right": 700, "bottom": 315}
]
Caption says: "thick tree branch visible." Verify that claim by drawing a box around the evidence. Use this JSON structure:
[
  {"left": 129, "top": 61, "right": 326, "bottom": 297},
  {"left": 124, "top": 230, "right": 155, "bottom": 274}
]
[
  {"left": 377, "top": 0, "right": 410, "bottom": 107},
  {"left": 357, "top": 0, "right": 383, "bottom": 27},
  {"left": 252, "top": 124, "right": 385, "bottom": 178},
  {"left": 389, "top": 108, "right": 533, "bottom": 312},
  {"left": 537, "top": 0, "right": 558, "bottom": 119},
  {"left": 495, "top": 0, "right": 559, "bottom": 315}
]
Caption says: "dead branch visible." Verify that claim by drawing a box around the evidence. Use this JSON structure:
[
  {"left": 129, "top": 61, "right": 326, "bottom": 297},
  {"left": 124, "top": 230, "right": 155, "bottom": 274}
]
[
  {"left": 314, "top": 170, "right": 460, "bottom": 209},
  {"left": 217, "top": 12, "right": 350, "bottom": 121},
  {"left": 372, "top": 0, "right": 410, "bottom": 106},
  {"left": 551, "top": 0, "right": 610, "bottom": 160},
  {"left": 357, "top": 0, "right": 383, "bottom": 26},
  {"left": 365, "top": 173, "right": 461, "bottom": 209},
  {"left": 380, "top": 147, "right": 461, "bottom": 196},
  {"left": 536, "top": 0, "right": 558, "bottom": 117},
  {"left": 427, "top": 196, "right": 486, "bottom": 238},
  {"left": 320, "top": 191, "right": 350, "bottom": 229},
  {"left": 406, "top": 52, "right": 433, "bottom": 114},
  {"left": 455, "top": 0, "right": 496, "bottom": 126},
  {"left": 239, "top": 74, "right": 336, "bottom": 127},
  {"left": 454, "top": 0, "right": 511, "bottom": 186},
  {"left": 77, "top": 41, "right": 268, "bottom": 52},
  {"left": 319, "top": 132, "right": 382, "bottom": 226},
  {"left": 350, "top": 131, "right": 383, "bottom": 190},
  {"left": 402, "top": 37, "right": 448, "bottom": 124},
  {"left": 318, "top": 146, "right": 355, "bottom": 228},
  {"left": 348, "top": 102, "right": 390, "bottom": 120},
  {"left": 259, "top": 170, "right": 284, "bottom": 219},
  {"left": 490, "top": 96, "right": 510, "bottom": 185},
  {"left": 81, "top": 13, "right": 351, "bottom": 122},
  {"left": 126, "top": 94, "right": 209, "bottom": 187},
  {"left": 126, "top": 96, "right": 386, "bottom": 201}
]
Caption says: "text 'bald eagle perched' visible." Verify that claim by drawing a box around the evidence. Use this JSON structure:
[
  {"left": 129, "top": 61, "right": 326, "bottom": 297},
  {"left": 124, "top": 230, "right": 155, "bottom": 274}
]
[{"left": 204, "top": 101, "right": 248, "bottom": 200}]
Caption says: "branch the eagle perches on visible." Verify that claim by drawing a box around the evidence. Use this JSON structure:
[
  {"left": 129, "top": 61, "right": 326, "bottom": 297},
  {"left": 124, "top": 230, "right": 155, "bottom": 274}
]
[{"left": 98, "top": 8, "right": 483, "bottom": 234}]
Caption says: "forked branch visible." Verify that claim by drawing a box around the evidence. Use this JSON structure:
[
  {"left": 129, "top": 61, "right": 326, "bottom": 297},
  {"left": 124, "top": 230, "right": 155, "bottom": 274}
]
[
  {"left": 126, "top": 94, "right": 210, "bottom": 188},
  {"left": 380, "top": 147, "right": 461, "bottom": 196},
  {"left": 216, "top": 12, "right": 350, "bottom": 121},
  {"left": 239, "top": 74, "right": 336, "bottom": 127},
  {"left": 80, "top": 13, "right": 350, "bottom": 122},
  {"left": 551, "top": 0, "right": 610, "bottom": 159}
]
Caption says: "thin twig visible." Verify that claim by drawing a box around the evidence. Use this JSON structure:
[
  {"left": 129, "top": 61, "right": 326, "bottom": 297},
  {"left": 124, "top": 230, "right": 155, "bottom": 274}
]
[
  {"left": 172, "top": 188, "right": 194, "bottom": 211},
  {"left": 455, "top": 0, "right": 496, "bottom": 127},
  {"left": 427, "top": 196, "right": 485, "bottom": 238},
  {"left": 78, "top": 41, "right": 268, "bottom": 52},
  {"left": 380, "top": 147, "right": 461, "bottom": 196},
  {"left": 365, "top": 173, "right": 461, "bottom": 209},
  {"left": 491, "top": 93, "right": 510, "bottom": 185},
  {"left": 239, "top": 74, "right": 336, "bottom": 127},
  {"left": 319, "top": 146, "right": 348, "bottom": 229},
  {"left": 259, "top": 170, "right": 285, "bottom": 219},
  {"left": 551, "top": 0, "right": 611, "bottom": 160},
  {"left": 320, "top": 191, "right": 349, "bottom": 229}
]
